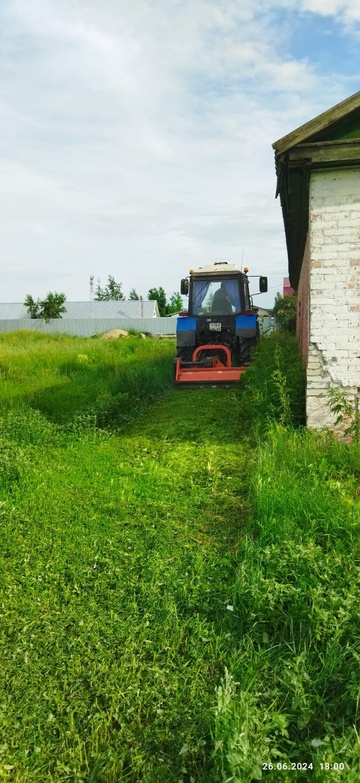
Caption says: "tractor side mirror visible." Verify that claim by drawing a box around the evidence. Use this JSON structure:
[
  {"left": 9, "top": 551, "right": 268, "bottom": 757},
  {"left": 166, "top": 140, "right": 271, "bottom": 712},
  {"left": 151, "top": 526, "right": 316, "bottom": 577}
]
[
  {"left": 259, "top": 276, "right": 268, "bottom": 293},
  {"left": 180, "top": 278, "right": 189, "bottom": 295}
]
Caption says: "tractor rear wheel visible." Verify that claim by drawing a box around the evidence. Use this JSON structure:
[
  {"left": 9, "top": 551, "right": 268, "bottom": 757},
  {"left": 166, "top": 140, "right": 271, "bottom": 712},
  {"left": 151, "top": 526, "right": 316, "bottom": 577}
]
[
  {"left": 177, "top": 347, "right": 194, "bottom": 363},
  {"left": 238, "top": 336, "right": 257, "bottom": 366}
]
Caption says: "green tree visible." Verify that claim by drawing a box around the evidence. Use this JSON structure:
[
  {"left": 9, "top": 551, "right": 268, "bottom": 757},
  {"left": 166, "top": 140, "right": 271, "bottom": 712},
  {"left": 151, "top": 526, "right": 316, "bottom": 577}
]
[
  {"left": 24, "top": 292, "right": 67, "bottom": 323},
  {"left": 271, "top": 293, "right": 297, "bottom": 333},
  {"left": 148, "top": 287, "right": 167, "bottom": 317},
  {"left": 24, "top": 294, "right": 41, "bottom": 319},
  {"left": 167, "top": 292, "right": 183, "bottom": 314},
  {"left": 147, "top": 288, "right": 184, "bottom": 316},
  {"left": 128, "top": 288, "right": 140, "bottom": 300},
  {"left": 95, "top": 276, "right": 125, "bottom": 301}
]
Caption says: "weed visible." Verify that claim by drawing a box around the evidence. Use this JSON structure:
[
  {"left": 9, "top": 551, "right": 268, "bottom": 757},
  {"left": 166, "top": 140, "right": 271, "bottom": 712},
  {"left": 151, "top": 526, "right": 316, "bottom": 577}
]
[
  {"left": 270, "top": 344, "right": 293, "bottom": 426},
  {"left": 328, "top": 386, "right": 360, "bottom": 442},
  {"left": 238, "top": 331, "right": 306, "bottom": 432}
]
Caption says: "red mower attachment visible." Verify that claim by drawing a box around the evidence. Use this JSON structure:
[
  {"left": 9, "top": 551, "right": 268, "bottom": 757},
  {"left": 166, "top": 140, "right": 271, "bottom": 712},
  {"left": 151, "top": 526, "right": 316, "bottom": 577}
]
[{"left": 174, "top": 344, "right": 247, "bottom": 385}]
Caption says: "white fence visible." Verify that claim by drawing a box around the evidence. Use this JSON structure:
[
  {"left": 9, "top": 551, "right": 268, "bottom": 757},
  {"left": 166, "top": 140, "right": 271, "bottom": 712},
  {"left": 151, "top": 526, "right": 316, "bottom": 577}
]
[
  {"left": 0, "top": 315, "right": 274, "bottom": 338},
  {"left": 0, "top": 318, "right": 177, "bottom": 338}
]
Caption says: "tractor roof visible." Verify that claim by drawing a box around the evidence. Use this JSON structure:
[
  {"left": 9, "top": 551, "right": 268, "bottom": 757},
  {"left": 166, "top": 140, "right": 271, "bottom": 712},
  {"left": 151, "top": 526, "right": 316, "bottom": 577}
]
[{"left": 189, "top": 262, "right": 243, "bottom": 276}]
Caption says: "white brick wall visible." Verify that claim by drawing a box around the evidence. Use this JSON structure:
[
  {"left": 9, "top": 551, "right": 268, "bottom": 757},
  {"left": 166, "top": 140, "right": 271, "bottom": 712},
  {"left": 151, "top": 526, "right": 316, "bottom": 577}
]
[{"left": 307, "top": 169, "right": 360, "bottom": 430}]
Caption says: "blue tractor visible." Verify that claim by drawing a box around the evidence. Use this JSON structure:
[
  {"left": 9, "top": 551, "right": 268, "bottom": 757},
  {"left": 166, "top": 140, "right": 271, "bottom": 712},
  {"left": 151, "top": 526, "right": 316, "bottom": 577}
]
[{"left": 174, "top": 262, "right": 268, "bottom": 384}]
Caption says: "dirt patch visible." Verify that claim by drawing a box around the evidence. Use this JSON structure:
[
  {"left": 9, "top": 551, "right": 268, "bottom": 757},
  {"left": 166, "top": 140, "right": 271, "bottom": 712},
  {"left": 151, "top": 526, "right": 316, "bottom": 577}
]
[{"left": 100, "top": 329, "right": 129, "bottom": 340}]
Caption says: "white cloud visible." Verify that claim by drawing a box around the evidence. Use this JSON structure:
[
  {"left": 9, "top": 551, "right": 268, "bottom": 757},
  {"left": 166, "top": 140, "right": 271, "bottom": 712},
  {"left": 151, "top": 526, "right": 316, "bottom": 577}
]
[
  {"left": 0, "top": 0, "right": 359, "bottom": 306},
  {"left": 301, "top": 0, "right": 360, "bottom": 22}
]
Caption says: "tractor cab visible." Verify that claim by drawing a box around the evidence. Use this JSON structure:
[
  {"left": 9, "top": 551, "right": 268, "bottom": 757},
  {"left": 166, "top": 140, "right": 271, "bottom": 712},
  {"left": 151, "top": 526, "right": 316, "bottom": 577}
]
[
  {"left": 181, "top": 262, "right": 248, "bottom": 316},
  {"left": 189, "top": 273, "right": 244, "bottom": 316}
]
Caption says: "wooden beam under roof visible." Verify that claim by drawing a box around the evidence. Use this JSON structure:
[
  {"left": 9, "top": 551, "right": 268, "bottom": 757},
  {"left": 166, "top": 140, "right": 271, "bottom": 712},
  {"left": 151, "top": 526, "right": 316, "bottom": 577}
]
[{"left": 288, "top": 139, "right": 360, "bottom": 166}]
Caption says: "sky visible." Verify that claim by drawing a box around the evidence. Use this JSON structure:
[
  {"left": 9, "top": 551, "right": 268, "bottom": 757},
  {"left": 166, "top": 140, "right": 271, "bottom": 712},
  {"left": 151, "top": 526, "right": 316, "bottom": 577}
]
[{"left": 1, "top": 0, "right": 360, "bottom": 309}]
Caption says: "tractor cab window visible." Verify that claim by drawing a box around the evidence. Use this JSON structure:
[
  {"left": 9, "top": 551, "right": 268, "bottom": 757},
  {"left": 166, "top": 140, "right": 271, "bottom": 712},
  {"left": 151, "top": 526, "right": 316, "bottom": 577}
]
[
  {"left": 243, "top": 279, "right": 250, "bottom": 310},
  {"left": 191, "top": 278, "right": 241, "bottom": 315}
]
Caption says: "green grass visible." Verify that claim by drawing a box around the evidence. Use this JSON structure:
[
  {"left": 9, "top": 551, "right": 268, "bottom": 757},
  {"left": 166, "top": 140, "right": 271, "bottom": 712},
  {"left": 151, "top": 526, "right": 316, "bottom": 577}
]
[
  {"left": 1, "top": 331, "right": 359, "bottom": 782},
  {"left": 213, "top": 425, "right": 360, "bottom": 781},
  {"left": 0, "top": 332, "right": 253, "bottom": 782},
  {"left": 0, "top": 330, "right": 174, "bottom": 425},
  {"left": 238, "top": 331, "right": 306, "bottom": 431},
  {"left": 213, "top": 334, "right": 360, "bottom": 782}
]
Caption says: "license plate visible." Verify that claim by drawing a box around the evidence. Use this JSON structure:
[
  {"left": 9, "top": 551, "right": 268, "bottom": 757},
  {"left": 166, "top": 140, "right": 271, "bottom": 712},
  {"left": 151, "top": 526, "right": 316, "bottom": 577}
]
[{"left": 209, "top": 322, "right": 221, "bottom": 331}]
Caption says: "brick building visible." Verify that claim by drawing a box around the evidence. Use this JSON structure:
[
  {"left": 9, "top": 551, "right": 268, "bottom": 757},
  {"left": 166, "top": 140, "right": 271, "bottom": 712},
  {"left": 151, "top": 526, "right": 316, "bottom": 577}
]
[{"left": 273, "top": 92, "right": 360, "bottom": 430}]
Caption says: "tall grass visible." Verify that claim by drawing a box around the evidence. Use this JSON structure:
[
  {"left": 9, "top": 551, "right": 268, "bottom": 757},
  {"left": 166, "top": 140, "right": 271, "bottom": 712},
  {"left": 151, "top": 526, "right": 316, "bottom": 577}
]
[
  {"left": 212, "top": 334, "right": 360, "bottom": 781},
  {"left": 0, "top": 330, "right": 174, "bottom": 425},
  {"left": 239, "top": 331, "right": 306, "bottom": 431}
]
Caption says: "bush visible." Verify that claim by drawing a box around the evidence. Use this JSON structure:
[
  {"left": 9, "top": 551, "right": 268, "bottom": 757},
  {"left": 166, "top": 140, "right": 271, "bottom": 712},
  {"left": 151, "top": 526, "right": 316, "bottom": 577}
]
[{"left": 272, "top": 294, "right": 297, "bottom": 333}]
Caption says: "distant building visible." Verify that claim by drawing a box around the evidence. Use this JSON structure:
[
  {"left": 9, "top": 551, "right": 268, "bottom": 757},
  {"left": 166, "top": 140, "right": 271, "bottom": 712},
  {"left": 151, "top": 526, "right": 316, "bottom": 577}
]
[
  {"left": 0, "top": 300, "right": 160, "bottom": 320},
  {"left": 283, "top": 278, "right": 294, "bottom": 297},
  {"left": 255, "top": 305, "right": 274, "bottom": 335},
  {"left": 0, "top": 299, "right": 170, "bottom": 338}
]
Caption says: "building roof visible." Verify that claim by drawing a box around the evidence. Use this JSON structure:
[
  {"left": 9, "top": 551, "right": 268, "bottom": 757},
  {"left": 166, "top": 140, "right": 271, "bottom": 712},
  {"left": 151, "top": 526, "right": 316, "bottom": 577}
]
[
  {"left": 0, "top": 300, "right": 160, "bottom": 320},
  {"left": 272, "top": 91, "right": 360, "bottom": 288},
  {"left": 273, "top": 91, "right": 360, "bottom": 155}
]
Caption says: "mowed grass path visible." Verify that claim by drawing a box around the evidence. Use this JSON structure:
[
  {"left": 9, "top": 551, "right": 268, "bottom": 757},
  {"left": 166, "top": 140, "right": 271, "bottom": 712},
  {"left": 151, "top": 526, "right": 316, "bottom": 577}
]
[{"left": 1, "top": 342, "right": 252, "bottom": 783}]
